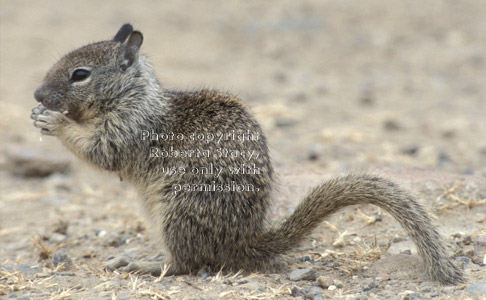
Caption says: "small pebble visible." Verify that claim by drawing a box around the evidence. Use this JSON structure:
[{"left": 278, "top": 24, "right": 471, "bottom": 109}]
[
  {"left": 392, "top": 236, "right": 405, "bottom": 243},
  {"left": 359, "top": 94, "right": 374, "bottom": 106},
  {"left": 363, "top": 282, "right": 377, "bottom": 292},
  {"left": 376, "top": 273, "right": 390, "bottom": 282},
  {"left": 403, "top": 292, "right": 423, "bottom": 299},
  {"left": 466, "top": 282, "right": 486, "bottom": 296},
  {"left": 308, "top": 143, "right": 324, "bottom": 161},
  {"left": 289, "top": 268, "right": 316, "bottom": 281},
  {"left": 455, "top": 256, "right": 471, "bottom": 270},
  {"left": 52, "top": 249, "right": 73, "bottom": 268},
  {"left": 333, "top": 279, "right": 343, "bottom": 288},
  {"left": 464, "top": 248, "right": 474, "bottom": 257},
  {"left": 317, "top": 275, "right": 333, "bottom": 289},
  {"left": 386, "top": 240, "right": 417, "bottom": 256},
  {"left": 383, "top": 119, "right": 402, "bottom": 131},
  {"left": 463, "top": 235, "right": 473, "bottom": 245},
  {"left": 441, "top": 130, "right": 456, "bottom": 139},
  {"left": 401, "top": 145, "right": 419, "bottom": 156},
  {"left": 95, "top": 229, "right": 107, "bottom": 237},
  {"left": 49, "top": 233, "right": 67, "bottom": 243},
  {"left": 305, "top": 286, "right": 323, "bottom": 298},
  {"left": 52, "top": 220, "right": 69, "bottom": 235},
  {"left": 275, "top": 117, "right": 297, "bottom": 127},
  {"left": 437, "top": 151, "right": 451, "bottom": 165},
  {"left": 297, "top": 255, "right": 311, "bottom": 262},
  {"left": 291, "top": 286, "right": 302, "bottom": 297},
  {"left": 452, "top": 232, "right": 464, "bottom": 239}
]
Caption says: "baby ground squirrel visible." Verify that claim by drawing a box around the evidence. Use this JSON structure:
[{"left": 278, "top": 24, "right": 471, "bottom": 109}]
[{"left": 31, "top": 24, "right": 464, "bottom": 285}]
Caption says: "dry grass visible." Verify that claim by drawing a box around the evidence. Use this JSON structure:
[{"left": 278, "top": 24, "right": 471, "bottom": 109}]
[
  {"left": 50, "top": 288, "right": 75, "bottom": 300},
  {"left": 437, "top": 182, "right": 486, "bottom": 213},
  {"left": 311, "top": 236, "right": 390, "bottom": 275},
  {"left": 153, "top": 263, "right": 171, "bottom": 283},
  {"left": 356, "top": 209, "right": 382, "bottom": 226},
  {"left": 136, "top": 288, "right": 171, "bottom": 299},
  {"left": 31, "top": 235, "right": 66, "bottom": 261},
  {"left": 0, "top": 264, "right": 74, "bottom": 299},
  {"left": 0, "top": 268, "right": 29, "bottom": 296},
  {"left": 211, "top": 268, "right": 244, "bottom": 282}
]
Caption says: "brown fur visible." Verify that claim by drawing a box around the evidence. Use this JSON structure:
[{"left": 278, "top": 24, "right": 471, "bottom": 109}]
[{"left": 31, "top": 24, "right": 464, "bottom": 285}]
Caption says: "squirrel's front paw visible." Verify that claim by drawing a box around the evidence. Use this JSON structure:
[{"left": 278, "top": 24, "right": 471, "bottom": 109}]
[{"left": 31, "top": 104, "right": 68, "bottom": 136}]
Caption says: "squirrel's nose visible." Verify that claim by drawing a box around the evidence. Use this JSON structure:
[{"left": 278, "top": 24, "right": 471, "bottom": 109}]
[{"left": 34, "top": 87, "right": 47, "bottom": 103}]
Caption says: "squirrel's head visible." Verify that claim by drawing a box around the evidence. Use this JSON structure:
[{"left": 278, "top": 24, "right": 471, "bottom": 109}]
[{"left": 34, "top": 24, "right": 145, "bottom": 120}]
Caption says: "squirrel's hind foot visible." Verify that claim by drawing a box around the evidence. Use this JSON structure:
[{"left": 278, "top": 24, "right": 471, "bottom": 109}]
[{"left": 104, "top": 256, "right": 179, "bottom": 277}]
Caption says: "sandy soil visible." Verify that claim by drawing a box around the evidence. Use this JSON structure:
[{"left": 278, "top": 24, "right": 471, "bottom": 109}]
[{"left": 1, "top": 1, "right": 485, "bottom": 299}]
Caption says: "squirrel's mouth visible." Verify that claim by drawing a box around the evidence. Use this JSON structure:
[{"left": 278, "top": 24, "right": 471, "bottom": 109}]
[
  {"left": 37, "top": 99, "right": 63, "bottom": 113},
  {"left": 34, "top": 87, "right": 64, "bottom": 112}
]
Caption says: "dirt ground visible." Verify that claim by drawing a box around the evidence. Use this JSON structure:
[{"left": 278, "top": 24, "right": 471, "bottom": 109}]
[{"left": 1, "top": 1, "right": 485, "bottom": 299}]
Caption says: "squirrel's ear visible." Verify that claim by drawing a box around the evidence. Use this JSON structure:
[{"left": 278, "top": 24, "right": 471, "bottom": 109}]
[
  {"left": 119, "top": 31, "right": 143, "bottom": 71},
  {"left": 113, "top": 24, "right": 133, "bottom": 43}
]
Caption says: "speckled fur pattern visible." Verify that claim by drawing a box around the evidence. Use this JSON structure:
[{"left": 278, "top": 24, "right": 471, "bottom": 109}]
[{"left": 31, "top": 24, "right": 464, "bottom": 285}]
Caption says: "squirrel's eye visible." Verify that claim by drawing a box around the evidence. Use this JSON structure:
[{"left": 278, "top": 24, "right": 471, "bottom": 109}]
[{"left": 70, "top": 69, "right": 91, "bottom": 82}]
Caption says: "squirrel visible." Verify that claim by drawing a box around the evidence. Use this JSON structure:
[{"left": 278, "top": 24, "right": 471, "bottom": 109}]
[{"left": 31, "top": 24, "right": 464, "bottom": 285}]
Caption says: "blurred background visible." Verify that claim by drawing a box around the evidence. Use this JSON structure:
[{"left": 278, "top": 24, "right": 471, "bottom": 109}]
[{"left": 1, "top": 0, "right": 485, "bottom": 175}]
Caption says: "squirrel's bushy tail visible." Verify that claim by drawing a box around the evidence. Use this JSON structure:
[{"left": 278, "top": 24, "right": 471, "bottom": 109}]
[{"left": 251, "top": 174, "right": 465, "bottom": 285}]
